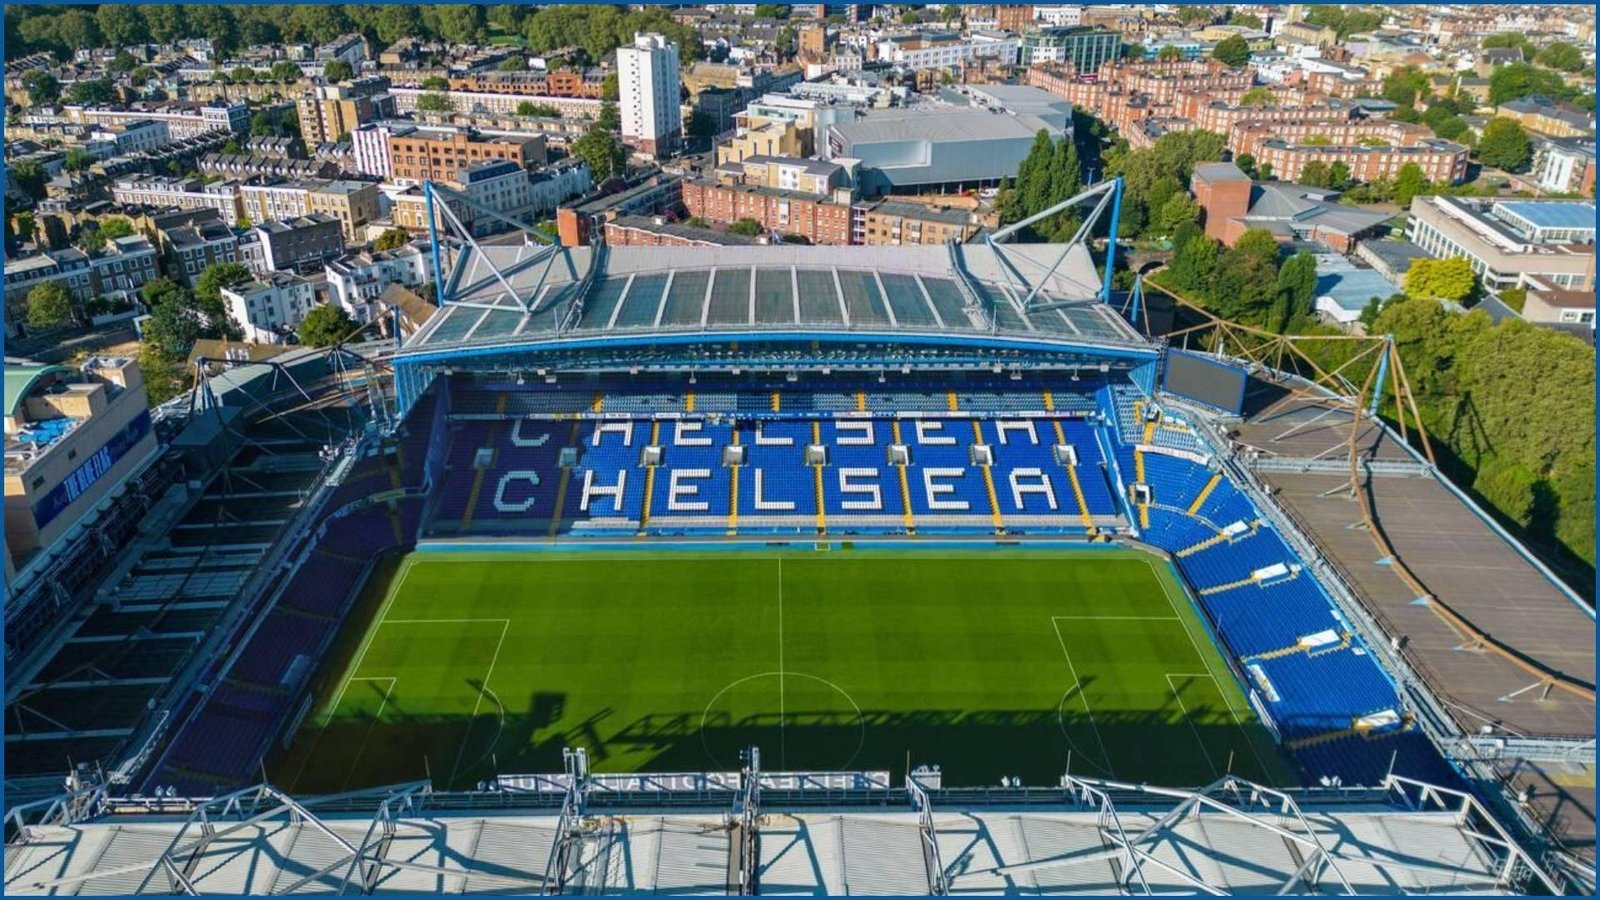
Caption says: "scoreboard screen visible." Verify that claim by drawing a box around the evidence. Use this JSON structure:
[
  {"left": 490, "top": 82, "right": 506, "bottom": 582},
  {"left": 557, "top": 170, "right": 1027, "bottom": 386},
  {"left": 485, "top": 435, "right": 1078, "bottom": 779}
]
[{"left": 1162, "top": 350, "right": 1248, "bottom": 415}]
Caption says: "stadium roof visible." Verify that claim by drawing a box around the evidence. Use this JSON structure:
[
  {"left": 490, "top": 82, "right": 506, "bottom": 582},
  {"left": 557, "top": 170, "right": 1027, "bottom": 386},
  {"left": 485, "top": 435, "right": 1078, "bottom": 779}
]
[
  {"left": 4, "top": 776, "right": 1559, "bottom": 895},
  {"left": 403, "top": 242, "right": 1147, "bottom": 357}
]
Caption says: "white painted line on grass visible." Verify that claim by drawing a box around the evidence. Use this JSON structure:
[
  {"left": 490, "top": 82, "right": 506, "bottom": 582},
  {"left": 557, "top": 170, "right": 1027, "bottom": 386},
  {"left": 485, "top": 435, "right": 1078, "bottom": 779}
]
[
  {"left": 1165, "top": 673, "right": 1219, "bottom": 780},
  {"left": 1050, "top": 618, "right": 1114, "bottom": 778},
  {"left": 342, "top": 677, "right": 397, "bottom": 792},
  {"left": 446, "top": 618, "right": 511, "bottom": 787}
]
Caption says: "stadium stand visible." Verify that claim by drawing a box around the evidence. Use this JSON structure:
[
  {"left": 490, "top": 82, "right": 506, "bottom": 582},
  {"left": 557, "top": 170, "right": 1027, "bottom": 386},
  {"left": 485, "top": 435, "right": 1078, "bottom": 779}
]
[{"left": 142, "top": 388, "right": 446, "bottom": 795}]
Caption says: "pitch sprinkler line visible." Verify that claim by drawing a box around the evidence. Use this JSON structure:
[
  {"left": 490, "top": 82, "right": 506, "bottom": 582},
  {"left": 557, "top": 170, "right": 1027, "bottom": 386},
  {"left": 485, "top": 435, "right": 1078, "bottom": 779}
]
[
  {"left": 446, "top": 619, "right": 511, "bottom": 789},
  {"left": 1050, "top": 618, "right": 1115, "bottom": 778}
]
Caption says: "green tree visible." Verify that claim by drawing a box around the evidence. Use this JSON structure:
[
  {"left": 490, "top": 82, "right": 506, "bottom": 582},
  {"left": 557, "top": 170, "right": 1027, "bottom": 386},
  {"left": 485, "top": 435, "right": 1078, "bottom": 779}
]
[
  {"left": 1535, "top": 41, "right": 1584, "bottom": 73},
  {"left": 571, "top": 126, "right": 625, "bottom": 181},
  {"left": 1211, "top": 228, "right": 1282, "bottom": 323},
  {"left": 899, "top": 10, "right": 921, "bottom": 26},
  {"left": 1239, "top": 87, "right": 1274, "bottom": 108},
  {"left": 1211, "top": 35, "right": 1251, "bottom": 68},
  {"left": 56, "top": 9, "right": 101, "bottom": 51},
  {"left": 109, "top": 49, "right": 138, "bottom": 73},
  {"left": 1299, "top": 160, "right": 1331, "bottom": 188},
  {"left": 12, "top": 212, "right": 37, "bottom": 247},
  {"left": 1151, "top": 192, "right": 1200, "bottom": 238},
  {"left": 728, "top": 218, "right": 765, "bottom": 237},
  {"left": 1166, "top": 234, "right": 1221, "bottom": 294},
  {"left": 373, "top": 228, "right": 412, "bottom": 251},
  {"left": 63, "top": 147, "right": 94, "bottom": 171},
  {"left": 1156, "top": 45, "right": 1183, "bottom": 61},
  {"left": 1124, "top": 44, "right": 1147, "bottom": 61},
  {"left": 516, "top": 100, "right": 560, "bottom": 117},
  {"left": 373, "top": 6, "right": 422, "bottom": 45},
  {"left": 1403, "top": 257, "right": 1476, "bottom": 303},
  {"left": 1382, "top": 66, "right": 1429, "bottom": 108},
  {"left": 1230, "top": 11, "right": 1263, "bottom": 28},
  {"left": 1359, "top": 296, "right": 1384, "bottom": 330},
  {"left": 601, "top": 71, "right": 620, "bottom": 102},
  {"left": 1273, "top": 251, "right": 1318, "bottom": 331},
  {"left": 270, "top": 61, "right": 303, "bottom": 82},
  {"left": 1326, "top": 161, "right": 1353, "bottom": 191},
  {"left": 10, "top": 159, "right": 47, "bottom": 200},
  {"left": 416, "top": 92, "right": 454, "bottom": 113},
  {"left": 500, "top": 56, "right": 529, "bottom": 72},
  {"left": 26, "top": 281, "right": 75, "bottom": 330},
  {"left": 195, "top": 262, "right": 253, "bottom": 314},
  {"left": 298, "top": 303, "right": 358, "bottom": 347},
  {"left": 1394, "top": 163, "right": 1429, "bottom": 208},
  {"left": 322, "top": 59, "right": 354, "bottom": 82},
  {"left": 67, "top": 78, "right": 116, "bottom": 105},
  {"left": 421, "top": 75, "right": 451, "bottom": 91},
  {"left": 755, "top": 4, "right": 789, "bottom": 18},
  {"left": 1234, "top": 152, "right": 1257, "bottom": 179},
  {"left": 21, "top": 69, "right": 60, "bottom": 104},
  {"left": 1488, "top": 62, "right": 1572, "bottom": 105},
  {"left": 95, "top": 5, "right": 149, "bottom": 47},
  {"left": 1476, "top": 117, "right": 1532, "bottom": 171},
  {"left": 100, "top": 218, "right": 134, "bottom": 242},
  {"left": 1177, "top": 6, "right": 1214, "bottom": 27},
  {"left": 1481, "top": 32, "right": 1534, "bottom": 61},
  {"left": 597, "top": 101, "right": 621, "bottom": 131}
]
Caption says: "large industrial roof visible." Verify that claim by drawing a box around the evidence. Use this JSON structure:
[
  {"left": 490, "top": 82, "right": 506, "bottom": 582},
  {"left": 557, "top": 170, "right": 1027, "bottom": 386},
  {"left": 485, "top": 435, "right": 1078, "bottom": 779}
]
[
  {"left": 830, "top": 107, "right": 1059, "bottom": 147},
  {"left": 1493, "top": 200, "right": 1597, "bottom": 232},
  {"left": 405, "top": 242, "right": 1145, "bottom": 354}
]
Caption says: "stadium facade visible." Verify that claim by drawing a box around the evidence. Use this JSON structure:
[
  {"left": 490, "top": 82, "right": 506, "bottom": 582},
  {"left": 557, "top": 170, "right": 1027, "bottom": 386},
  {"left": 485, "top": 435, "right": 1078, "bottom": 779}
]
[{"left": 4, "top": 178, "right": 1592, "bottom": 895}]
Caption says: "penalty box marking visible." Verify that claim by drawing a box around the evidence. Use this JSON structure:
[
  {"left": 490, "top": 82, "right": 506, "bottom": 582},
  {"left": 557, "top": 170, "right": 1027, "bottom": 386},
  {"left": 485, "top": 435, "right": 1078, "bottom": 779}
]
[
  {"left": 1050, "top": 617, "right": 1114, "bottom": 778},
  {"left": 1143, "top": 556, "right": 1275, "bottom": 775}
]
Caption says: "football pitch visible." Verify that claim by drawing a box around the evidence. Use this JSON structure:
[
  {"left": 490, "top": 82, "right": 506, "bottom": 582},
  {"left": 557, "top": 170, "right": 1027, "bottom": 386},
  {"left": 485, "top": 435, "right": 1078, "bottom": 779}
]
[{"left": 274, "top": 549, "right": 1291, "bottom": 793}]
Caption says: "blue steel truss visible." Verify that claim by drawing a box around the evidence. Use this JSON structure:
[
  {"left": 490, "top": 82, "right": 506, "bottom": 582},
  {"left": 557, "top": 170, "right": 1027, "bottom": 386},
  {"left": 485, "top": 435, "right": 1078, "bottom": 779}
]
[{"left": 393, "top": 175, "right": 1154, "bottom": 416}]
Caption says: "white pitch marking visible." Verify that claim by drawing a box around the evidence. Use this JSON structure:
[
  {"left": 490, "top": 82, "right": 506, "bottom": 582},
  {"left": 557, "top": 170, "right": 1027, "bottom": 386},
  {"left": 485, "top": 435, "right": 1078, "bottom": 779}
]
[
  {"left": 446, "top": 619, "right": 512, "bottom": 787},
  {"left": 342, "top": 677, "right": 397, "bottom": 791},
  {"left": 1051, "top": 618, "right": 1114, "bottom": 778},
  {"left": 1166, "top": 673, "right": 1219, "bottom": 779},
  {"left": 1146, "top": 558, "right": 1274, "bottom": 775},
  {"left": 324, "top": 561, "right": 415, "bottom": 727},
  {"left": 1049, "top": 608, "right": 1177, "bottom": 614}
]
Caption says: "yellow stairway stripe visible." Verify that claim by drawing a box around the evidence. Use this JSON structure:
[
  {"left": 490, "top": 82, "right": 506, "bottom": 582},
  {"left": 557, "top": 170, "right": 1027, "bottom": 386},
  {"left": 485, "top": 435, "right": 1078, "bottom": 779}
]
[
  {"left": 728, "top": 427, "right": 740, "bottom": 534},
  {"left": 812, "top": 420, "right": 826, "bottom": 533},
  {"left": 1188, "top": 473, "right": 1222, "bottom": 515},
  {"left": 972, "top": 419, "right": 1004, "bottom": 531},
  {"left": 640, "top": 420, "right": 661, "bottom": 531},
  {"left": 459, "top": 392, "right": 507, "bottom": 530},
  {"left": 547, "top": 420, "right": 583, "bottom": 537},
  {"left": 891, "top": 420, "right": 916, "bottom": 533}
]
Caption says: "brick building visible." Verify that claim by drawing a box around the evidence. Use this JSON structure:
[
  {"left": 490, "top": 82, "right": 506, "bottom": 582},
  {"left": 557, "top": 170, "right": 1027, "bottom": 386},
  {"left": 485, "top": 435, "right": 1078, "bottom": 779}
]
[
  {"left": 681, "top": 180, "right": 852, "bottom": 245},
  {"left": 387, "top": 127, "right": 545, "bottom": 185}
]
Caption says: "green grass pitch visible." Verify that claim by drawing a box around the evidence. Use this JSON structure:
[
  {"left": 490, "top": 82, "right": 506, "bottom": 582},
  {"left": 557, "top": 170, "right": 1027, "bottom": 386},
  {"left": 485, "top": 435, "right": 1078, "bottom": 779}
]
[{"left": 273, "top": 548, "right": 1291, "bottom": 793}]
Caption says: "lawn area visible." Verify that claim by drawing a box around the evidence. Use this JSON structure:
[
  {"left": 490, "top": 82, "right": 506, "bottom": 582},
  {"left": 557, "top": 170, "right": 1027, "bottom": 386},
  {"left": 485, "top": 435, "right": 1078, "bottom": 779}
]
[{"left": 272, "top": 548, "right": 1289, "bottom": 793}]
